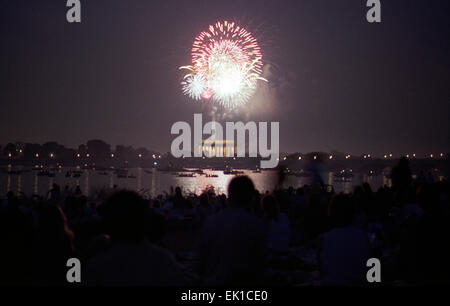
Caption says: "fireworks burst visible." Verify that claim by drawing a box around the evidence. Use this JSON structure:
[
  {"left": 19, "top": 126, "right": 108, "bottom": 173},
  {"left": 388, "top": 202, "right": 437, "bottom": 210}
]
[{"left": 180, "top": 21, "right": 266, "bottom": 109}]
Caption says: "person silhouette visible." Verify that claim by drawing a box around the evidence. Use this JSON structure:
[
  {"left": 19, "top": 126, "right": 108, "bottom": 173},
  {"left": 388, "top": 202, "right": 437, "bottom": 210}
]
[{"left": 196, "top": 176, "right": 266, "bottom": 285}]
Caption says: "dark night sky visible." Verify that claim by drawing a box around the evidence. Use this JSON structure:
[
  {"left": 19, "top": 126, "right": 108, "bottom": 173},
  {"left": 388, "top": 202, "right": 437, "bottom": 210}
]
[{"left": 1, "top": 0, "right": 449, "bottom": 156}]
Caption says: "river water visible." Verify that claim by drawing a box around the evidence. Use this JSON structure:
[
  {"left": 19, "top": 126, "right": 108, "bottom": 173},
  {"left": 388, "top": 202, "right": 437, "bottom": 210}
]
[{"left": 0, "top": 166, "right": 394, "bottom": 199}]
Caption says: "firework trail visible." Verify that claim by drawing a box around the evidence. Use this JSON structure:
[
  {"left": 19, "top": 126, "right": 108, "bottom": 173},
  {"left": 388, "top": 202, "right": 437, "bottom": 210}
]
[{"left": 180, "top": 21, "right": 266, "bottom": 109}]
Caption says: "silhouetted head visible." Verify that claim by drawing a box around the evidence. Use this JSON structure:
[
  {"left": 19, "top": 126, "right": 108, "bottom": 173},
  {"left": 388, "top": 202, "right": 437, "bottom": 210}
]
[
  {"left": 175, "top": 186, "right": 182, "bottom": 198},
  {"left": 261, "top": 194, "right": 279, "bottom": 221},
  {"left": 6, "top": 191, "right": 14, "bottom": 200},
  {"left": 362, "top": 182, "right": 372, "bottom": 193},
  {"left": 199, "top": 193, "right": 209, "bottom": 207},
  {"left": 152, "top": 199, "right": 161, "bottom": 209},
  {"left": 102, "top": 190, "right": 148, "bottom": 243},
  {"left": 398, "top": 156, "right": 409, "bottom": 169},
  {"left": 417, "top": 183, "right": 440, "bottom": 214},
  {"left": 328, "top": 193, "right": 355, "bottom": 228},
  {"left": 228, "top": 176, "right": 255, "bottom": 209}
]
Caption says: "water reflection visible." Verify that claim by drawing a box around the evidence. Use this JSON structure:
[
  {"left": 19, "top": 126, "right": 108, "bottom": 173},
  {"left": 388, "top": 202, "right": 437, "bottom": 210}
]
[
  {"left": 7, "top": 174, "right": 11, "bottom": 193},
  {"left": 33, "top": 172, "right": 38, "bottom": 194},
  {"left": 137, "top": 167, "right": 142, "bottom": 191},
  {"left": 17, "top": 174, "right": 21, "bottom": 194},
  {"left": 151, "top": 168, "right": 156, "bottom": 196},
  {"left": 0, "top": 167, "right": 433, "bottom": 198},
  {"left": 84, "top": 169, "right": 89, "bottom": 196}
]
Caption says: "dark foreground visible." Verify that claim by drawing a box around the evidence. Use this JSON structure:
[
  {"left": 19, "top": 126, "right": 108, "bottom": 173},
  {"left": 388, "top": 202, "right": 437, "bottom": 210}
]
[{"left": 0, "top": 158, "right": 449, "bottom": 286}]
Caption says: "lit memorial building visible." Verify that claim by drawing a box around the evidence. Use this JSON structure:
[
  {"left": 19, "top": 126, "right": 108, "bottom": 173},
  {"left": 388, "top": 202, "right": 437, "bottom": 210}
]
[{"left": 198, "top": 138, "right": 237, "bottom": 157}]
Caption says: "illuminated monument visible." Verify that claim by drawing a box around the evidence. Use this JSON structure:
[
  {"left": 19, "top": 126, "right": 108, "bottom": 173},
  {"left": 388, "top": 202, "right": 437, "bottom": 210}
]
[
  {"left": 199, "top": 116, "right": 236, "bottom": 157},
  {"left": 199, "top": 138, "right": 236, "bottom": 157}
]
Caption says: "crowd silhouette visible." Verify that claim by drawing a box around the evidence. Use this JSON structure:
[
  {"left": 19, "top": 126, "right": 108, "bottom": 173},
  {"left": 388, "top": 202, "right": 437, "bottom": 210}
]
[{"left": 0, "top": 157, "right": 449, "bottom": 286}]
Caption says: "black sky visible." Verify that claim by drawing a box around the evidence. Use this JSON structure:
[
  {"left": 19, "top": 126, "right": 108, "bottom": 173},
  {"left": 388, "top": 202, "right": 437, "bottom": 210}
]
[{"left": 1, "top": 0, "right": 449, "bottom": 156}]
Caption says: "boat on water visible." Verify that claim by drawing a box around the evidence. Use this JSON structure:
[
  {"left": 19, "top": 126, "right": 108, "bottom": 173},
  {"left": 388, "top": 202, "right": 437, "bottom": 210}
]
[
  {"left": 289, "top": 170, "right": 312, "bottom": 177},
  {"left": 205, "top": 174, "right": 219, "bottom": 178},
  {"left": 333, "top": 171, "right": 354, "bottom": 179},
  {"left": 157, "top": 166, "right": 184, "bottom": 172},
  {"left": 177, "top": 173, "right": 196, "bottom": 177},
  {"left": 37, "top": 170, "right": 55, "bottom": 177},
  {"left": 334, "top": 177, "right": 352, "bottom": 182},
  {"left": 5, "top": 170, "right": 23, "bottom": 175},
  {"left": 65, "top": 169, "right": 83, "bottom": 178},
  {"left": 115, "top": 169, "right": 128, "bottom": 178},
  {"left": 223, "top": 169, "right": 244, "bottom": 175},
  {"left": 179, "top": 168, "right": 204, "bottom": 175}
]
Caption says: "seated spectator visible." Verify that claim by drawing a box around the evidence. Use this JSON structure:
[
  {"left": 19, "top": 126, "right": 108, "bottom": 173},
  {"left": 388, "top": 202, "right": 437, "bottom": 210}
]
[
  {"left": 85, "top": 190, "right": 192, "bottom": 286},
  {"left": 32, "top": 203, "right": 76, "bottom": 285},
  {"left": 196, "top": 176, "right": 266, "bottom": 285},
  {"left": 196, "top": 193, "right": 213, "bottom": 225},
  {"left": 320, "top": 194, "right": 370, "bottom": 285},
  {"left": 261, "top": 195, "right": 291, "bottom": 254}
]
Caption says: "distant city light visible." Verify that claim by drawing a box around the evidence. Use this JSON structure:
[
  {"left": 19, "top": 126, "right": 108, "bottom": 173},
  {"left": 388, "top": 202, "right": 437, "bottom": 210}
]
[
  {"left": 8, "top": 153, "right": 11, "bottom": 157},
  {"left": 35, "top": 153, "right": 39, "bottom": 158},
  {"left": 138, "top": 154, "right": 142, "bottom": 158},
  {"left": 298, "top": 156, "right": 302, "bottom": 160},
  {"left": 329, "top": 155, "right": 333, "bottom": 159},
  {"left": 389, "top": 153, "right": 393, "bottom": 157},
  {"left": 111, "top": 153, "right": 114, "bottom": 158},
  {"left": 313, "top": 155, "right": 317, "bottom": 160},
  {"left": 86, "top": 154, "right": 90, "bottom": 158},
  {"left": 283, "top": 157, "right": 287, "bottom": 161},
  {"left": 76, "top": 153, "right": 80, "bottom": 158},
  {"left": 430, "top": 154, "right": 434, "bottom": 158},
  {"left": 440, "top": 153, "right": 444, "bottom": 157},
  {"left": 384, "top": 155, "right": 387, "bottom": 159},
  {"left": 412, "top": 153, "right": 416, "bottom": 157},
  {"left": 50, "top": 153, "right": 54, "bottom": 158}
]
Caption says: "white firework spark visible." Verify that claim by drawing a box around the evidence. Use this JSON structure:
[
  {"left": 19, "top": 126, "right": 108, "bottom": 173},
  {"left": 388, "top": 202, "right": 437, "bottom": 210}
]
[{"left": 180, "top": 21, "right": 266, "bottom": 109}]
